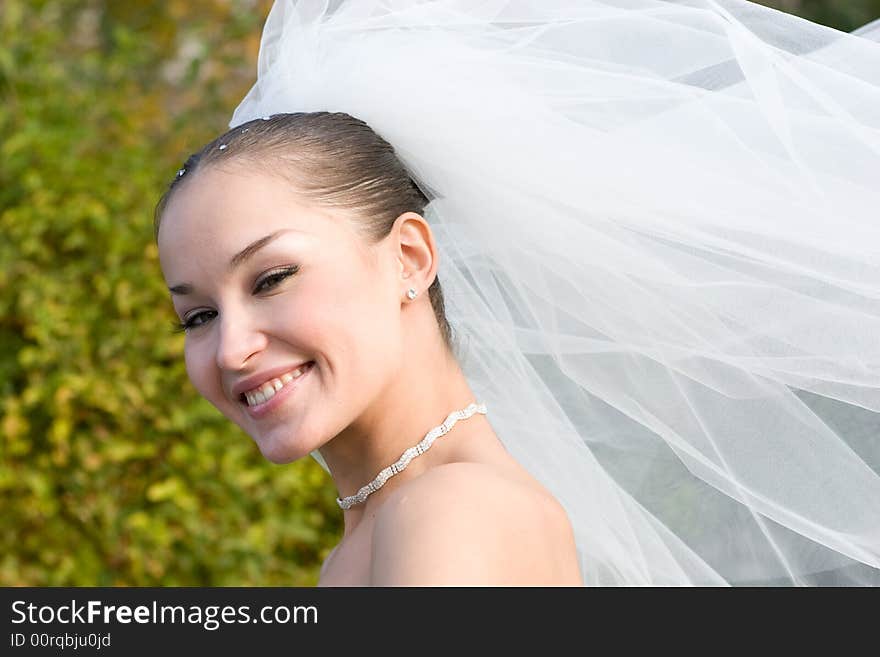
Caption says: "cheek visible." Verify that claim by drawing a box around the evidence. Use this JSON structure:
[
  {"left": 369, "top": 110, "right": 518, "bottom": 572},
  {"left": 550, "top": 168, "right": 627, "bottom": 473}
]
[
  {"left": 183, "top": 341, "right": 224, "bottom": 406},
  {"left": 298, "top": 263, "right": 403, "bottom": 374}
]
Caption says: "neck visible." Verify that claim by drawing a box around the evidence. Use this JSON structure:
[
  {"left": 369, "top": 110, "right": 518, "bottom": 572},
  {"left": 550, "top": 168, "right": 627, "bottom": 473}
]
[{"left": 317, "top": 336, "right": 482, "bottom": 536}]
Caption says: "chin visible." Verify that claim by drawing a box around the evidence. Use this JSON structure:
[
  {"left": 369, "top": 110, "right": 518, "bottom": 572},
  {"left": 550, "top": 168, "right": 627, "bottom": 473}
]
[{"left": 254, "top": 434, "right": 313, "bottom": 465}]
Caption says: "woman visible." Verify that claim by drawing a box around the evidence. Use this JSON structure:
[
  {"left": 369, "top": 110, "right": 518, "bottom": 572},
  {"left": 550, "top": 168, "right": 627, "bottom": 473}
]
[
  {"left": 157, "top": 0, "right": 880, "bottom": 585},
  {"left": 156, "top": 113, "right": 582, "bottom": 585}
]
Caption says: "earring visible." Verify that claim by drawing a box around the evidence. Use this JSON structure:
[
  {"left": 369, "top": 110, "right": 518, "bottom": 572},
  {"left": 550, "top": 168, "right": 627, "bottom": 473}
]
[{"left": 406, "top": 288, "right": 417, "bottom": 300}]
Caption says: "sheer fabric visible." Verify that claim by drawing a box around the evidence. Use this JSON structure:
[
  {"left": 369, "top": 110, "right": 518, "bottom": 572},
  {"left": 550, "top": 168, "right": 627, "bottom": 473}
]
[{"left": 231, "top": 0, "right": 880, "bottom": 585}]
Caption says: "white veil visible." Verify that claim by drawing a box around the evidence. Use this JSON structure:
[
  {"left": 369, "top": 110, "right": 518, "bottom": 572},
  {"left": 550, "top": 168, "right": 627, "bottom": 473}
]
[{"left": 230, "top": 0, "right": 880, "bottom": 585}]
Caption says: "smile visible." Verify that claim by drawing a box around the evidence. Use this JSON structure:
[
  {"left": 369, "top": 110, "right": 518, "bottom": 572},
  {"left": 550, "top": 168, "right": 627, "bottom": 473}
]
[{"left": 241, "top": 363, "right": 312, "bottom": 407}]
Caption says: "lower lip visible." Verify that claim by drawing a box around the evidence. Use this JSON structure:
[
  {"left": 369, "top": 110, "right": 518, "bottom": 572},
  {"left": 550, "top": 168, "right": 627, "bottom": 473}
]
[{"left": 241, "top": 362, "right": 314, "bottom": 420}]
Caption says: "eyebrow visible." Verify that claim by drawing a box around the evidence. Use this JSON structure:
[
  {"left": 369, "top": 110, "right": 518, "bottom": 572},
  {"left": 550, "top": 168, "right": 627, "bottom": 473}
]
[{"left": 168, "top": 229, "right": 301, "bottom": 296}]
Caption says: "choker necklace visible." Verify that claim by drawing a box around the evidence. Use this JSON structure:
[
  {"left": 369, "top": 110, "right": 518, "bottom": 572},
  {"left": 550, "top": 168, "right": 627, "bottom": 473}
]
[{"left": 336, "top": 401, "right": 488, "bottom": 510}]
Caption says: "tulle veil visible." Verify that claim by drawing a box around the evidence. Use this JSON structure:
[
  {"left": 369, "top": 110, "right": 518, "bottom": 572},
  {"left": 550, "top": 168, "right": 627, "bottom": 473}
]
[{"left": 229, "top": 0, "right": 880, "bottom": 585}]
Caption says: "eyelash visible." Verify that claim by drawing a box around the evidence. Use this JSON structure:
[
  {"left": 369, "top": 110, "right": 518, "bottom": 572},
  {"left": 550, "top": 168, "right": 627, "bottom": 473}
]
[{"left": 172, "top": 265, "right": 300, "bottom": 334}]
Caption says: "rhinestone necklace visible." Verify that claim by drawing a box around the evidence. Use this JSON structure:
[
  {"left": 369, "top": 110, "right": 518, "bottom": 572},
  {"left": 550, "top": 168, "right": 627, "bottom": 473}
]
[{"left": 336, "top": 401, "right": 488, "bottom": 510}]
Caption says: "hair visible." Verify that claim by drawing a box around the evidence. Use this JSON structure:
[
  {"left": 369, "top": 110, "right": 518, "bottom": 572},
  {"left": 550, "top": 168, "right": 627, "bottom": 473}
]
[{"left": 154, "top": 111, "right": 453, "bottom": 352}]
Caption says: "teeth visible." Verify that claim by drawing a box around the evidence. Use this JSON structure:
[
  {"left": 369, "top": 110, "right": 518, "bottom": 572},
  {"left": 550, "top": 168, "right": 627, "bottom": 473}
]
[{"left": 242, "top": 363, "right": 310, "bottom": 407}]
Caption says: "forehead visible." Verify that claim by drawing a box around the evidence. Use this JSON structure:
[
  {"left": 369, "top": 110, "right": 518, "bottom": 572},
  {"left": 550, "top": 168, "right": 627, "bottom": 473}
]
[{"left": 158, "top": 166, "right": 346, "bottom": 254}]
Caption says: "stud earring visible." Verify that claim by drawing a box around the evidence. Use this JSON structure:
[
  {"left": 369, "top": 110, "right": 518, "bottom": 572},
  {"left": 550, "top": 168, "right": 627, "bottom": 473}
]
[{"left": 406, "top": 288, "right": 417, "bottom": 300}]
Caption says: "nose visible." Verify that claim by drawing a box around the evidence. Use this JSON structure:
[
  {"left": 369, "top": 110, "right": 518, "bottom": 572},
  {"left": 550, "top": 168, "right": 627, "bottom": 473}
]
[{"left": 214, "top": 311, "right": 268, "bottom": 371}]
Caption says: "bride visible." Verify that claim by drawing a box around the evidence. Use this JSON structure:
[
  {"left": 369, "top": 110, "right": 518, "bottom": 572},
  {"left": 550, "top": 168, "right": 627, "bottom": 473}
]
[
  {"left": 156, "top": 0, "right": 880, "bottom": 586},
  {"left": 156, "top": 111, "right": 582, "bottom": 585}
]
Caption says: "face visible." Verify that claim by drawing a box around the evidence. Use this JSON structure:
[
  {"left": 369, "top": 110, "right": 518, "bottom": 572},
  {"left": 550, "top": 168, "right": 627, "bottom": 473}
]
[{"left": 157, "top": 165, "right": 405, "bottom": 463}]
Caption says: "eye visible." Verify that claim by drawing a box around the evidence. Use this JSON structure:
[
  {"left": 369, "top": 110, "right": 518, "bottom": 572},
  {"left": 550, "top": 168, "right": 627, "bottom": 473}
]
[
  {"left": 170, "top": 265, "right": 299, "bottom": 334},
  {"left": 174, "top": 310, "right": 217, "bottom": 333},
  {"left": 254, "top": 265, "right": 299, "bottom": 293}
]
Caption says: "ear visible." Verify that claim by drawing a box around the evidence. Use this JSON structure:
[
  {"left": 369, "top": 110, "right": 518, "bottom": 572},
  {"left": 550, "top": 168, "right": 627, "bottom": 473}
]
[{"left": 393, "top": 212, "right": 438, "bottom": 297}]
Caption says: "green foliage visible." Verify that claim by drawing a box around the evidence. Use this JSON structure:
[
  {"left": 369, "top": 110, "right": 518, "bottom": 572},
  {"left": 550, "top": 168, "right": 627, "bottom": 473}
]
[
  {"left": 756, "top": 0, "right": 880, "bottom": 32},
  {"left": 0, "top": 0, "right": 341, "bottom": 585}
]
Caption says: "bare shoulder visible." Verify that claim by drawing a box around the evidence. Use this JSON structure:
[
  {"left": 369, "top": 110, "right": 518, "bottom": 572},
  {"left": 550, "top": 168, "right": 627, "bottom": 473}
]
[{"left": 370, "top": 462, "right": 582, "bottom": 586}]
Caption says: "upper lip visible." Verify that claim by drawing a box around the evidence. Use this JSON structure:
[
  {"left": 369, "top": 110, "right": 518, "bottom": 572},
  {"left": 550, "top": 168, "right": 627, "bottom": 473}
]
[{"left": 231, "top": 361, "right": 313, "bottom": 399}]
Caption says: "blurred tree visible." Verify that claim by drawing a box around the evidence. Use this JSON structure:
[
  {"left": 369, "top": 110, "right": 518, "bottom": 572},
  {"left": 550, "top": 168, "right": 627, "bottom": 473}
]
[
  {"left": 1, "top": 0, "right": 341, "bottom": 586},
  {"left": 756, "top": 0, "right": 880, "bottom": 31}
]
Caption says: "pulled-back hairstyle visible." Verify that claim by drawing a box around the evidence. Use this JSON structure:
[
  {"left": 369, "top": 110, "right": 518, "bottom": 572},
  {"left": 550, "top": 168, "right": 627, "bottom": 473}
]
[{"left": 154, "top": 111, "right": 452, "bottom": 351}]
